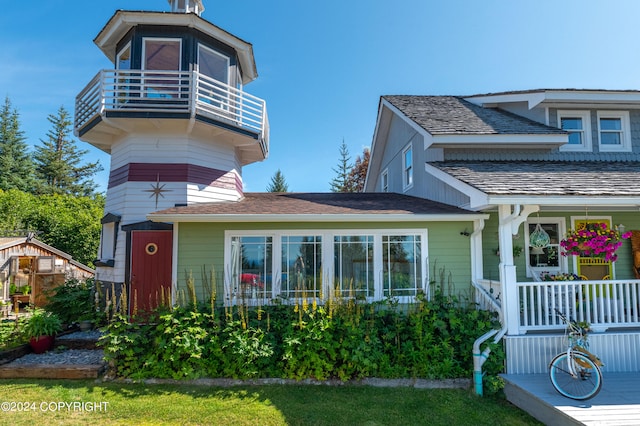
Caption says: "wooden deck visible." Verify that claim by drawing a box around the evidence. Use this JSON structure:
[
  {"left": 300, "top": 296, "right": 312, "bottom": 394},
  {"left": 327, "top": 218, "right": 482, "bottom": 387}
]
[{"left": 502, "top": 372, "right": 640, "bottom": 425}]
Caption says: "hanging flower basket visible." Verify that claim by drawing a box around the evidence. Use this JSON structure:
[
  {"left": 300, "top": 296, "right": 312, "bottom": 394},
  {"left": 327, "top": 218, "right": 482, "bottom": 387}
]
[{"left": 560, "top": 222, "right": 632, "bottom": 262}]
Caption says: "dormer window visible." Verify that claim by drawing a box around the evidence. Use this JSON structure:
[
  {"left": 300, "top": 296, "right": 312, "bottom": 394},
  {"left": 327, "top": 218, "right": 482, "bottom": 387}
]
[
  {"left": 597, "top": 111, "right": 631, "bottom": 152},
  {"left": 557, "top": 110, "right": 591, "bottom": 152}
]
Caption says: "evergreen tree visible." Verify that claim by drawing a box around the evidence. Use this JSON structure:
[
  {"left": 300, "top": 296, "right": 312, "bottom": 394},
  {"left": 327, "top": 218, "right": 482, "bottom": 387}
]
[
  {"left": 266, "top": 169, "right": 289, "bottom": 192},
  {"left": 33, "top": 106, "right": 103, "bottom": 196},
  {"left": 0, "top": 97, "right": 35, "bottom": 192},
  {"left": 345, "top": 147, "right": 370, "bottom": 193},
  {"left": 330, "top": 139, "right": 354, "bottom": 192}
]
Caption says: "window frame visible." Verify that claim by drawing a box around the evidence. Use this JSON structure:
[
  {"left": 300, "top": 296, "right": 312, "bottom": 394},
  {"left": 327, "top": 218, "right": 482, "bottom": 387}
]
[
  {"left": 524, "top": 217, "right": 567, "bottom": 278},
  {"left": 116, "top": 42, "right": 131, "bottom": 70},
  {"left": 557, "top": 110, "right": 592, "bottom": 152},
  {"left": 381, "top": 169, "right": 389, "bottom": 192},
  {"left": 224, "top": 228, "right": 428, "bottom": 304},
  {"left": 597, "top": 111, "right": 631, "bottom": 152},
  {"left": 402, "top": 144, "right": 413, "bottom": 191}
]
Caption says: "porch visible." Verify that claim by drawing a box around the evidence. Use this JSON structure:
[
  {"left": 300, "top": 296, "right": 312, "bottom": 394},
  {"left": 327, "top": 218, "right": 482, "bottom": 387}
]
[{"left": 475, "top": 277, "right": 640, "bottom": 375}]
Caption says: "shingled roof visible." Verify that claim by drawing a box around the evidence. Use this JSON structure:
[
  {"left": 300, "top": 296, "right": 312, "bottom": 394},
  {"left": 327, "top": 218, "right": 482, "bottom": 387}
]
[
  {"left": 432, "top": 161, "right": 640, "bottom": 196},
  {"left": 383, "top": 95, "right": 566, "bottom": 136},
  {"left": 151, "top": 192, "right": 480, "bottom": 218}
]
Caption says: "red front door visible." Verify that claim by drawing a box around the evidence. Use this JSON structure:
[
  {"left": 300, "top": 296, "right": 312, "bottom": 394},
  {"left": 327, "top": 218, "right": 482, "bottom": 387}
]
[{"left": 130, "top": 230, "right": 173, "bottom": 312}]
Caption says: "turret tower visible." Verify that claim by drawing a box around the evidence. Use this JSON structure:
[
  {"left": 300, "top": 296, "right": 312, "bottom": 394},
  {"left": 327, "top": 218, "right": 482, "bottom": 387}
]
[{"left": 74, "top": 0, "right": 268, "bottom": 308}]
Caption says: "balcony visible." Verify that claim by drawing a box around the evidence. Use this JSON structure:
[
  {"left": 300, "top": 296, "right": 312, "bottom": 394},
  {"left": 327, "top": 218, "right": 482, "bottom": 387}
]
[{"left": 74, "top": 70, "right": 269, "bottom": 161}]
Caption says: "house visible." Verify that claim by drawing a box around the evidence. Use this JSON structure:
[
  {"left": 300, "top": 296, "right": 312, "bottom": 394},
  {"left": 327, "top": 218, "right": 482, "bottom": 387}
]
[
  {"left": 365, "top": 90, "right": 640, "bottom": 373},
  {"left": 73, "top": 1, "right": 485, "bottom": 313},
  {"left": 0, "top": 234, "right": 94, "bottom": 313}
]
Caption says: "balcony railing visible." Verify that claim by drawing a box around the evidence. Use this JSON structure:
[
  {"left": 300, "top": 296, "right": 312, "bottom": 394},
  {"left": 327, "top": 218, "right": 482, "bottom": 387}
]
[
  {"left": 74, "top": 70, "right": 269, "bottom": 156},
  {"left": 517, "top": 279, "right": 640, "bottom": 332}
]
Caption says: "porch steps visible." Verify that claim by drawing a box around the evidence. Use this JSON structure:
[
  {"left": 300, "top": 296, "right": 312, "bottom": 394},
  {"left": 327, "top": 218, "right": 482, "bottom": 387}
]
[
  {"left": 502, "top": 374, "right": 580, "bottom": 426},
  {"left": 502, "top": 373, "right": 640, "bottom": 426}
]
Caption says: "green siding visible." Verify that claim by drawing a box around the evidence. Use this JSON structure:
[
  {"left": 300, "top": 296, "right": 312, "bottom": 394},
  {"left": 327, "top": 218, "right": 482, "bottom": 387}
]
[
  {"left": 176, "top": 220, "right": 475, "bottom": 304},
  {"left": 482, "top": 211, "right": 639, "bottom": 282}
]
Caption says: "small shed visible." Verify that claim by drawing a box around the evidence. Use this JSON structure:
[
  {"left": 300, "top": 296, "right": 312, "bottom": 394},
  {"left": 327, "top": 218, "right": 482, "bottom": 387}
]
[{"left": 0, "top": 235, "right": 94, "bottom": 311}]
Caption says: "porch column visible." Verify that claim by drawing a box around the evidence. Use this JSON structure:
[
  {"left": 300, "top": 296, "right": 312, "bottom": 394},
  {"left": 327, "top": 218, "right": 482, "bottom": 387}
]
[{"left": 498, "top": 204, "right": 519, "bottom": 335}]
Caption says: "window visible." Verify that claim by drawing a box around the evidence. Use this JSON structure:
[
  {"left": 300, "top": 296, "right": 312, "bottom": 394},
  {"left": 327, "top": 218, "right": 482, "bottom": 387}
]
[
  {"left": 557, "top": 111, "right": 591, "bottom": 152},
  {"left": 597, "top": 111, "right": 631, "bottom": 152},
  {"left": 224, "top": 229, "right": 427, "bottom": 304},
  {"left": 334, "top": 235, "right": 374, "bottom": 299},
  {"left": 281, "top": 235, "right": 322, "bottom": 298},
  {"left": 230, "top": 236, "right": 273, "bottom": 300},
  {"left": 381, "top": 169, "right": 388, "bottom": 192},
  {"left": 116, "top": 43, "right": 131, "bottom": 70},
  {"left": 142, "top": 38, "right": 182, "bottom": 98},
  {"left": 98, "top": 213, "right": 120, "bottom": 266},
  {"left": 402, "top": 145, "right": 413, "bottom": 190},
  {"left": 198, "top": 44, "right": 230, "bottom": 109},
  {"left": 382, "top": 234, "right": 423, "bottom": 298},
  {"left": 525, "top": 218, "right": 565, "bottom": 278}
]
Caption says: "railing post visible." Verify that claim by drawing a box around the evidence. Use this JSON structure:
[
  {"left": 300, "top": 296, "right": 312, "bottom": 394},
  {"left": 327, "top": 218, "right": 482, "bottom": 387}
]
[
  {"left": 190, "top": 71, "right": 197, "bottom": 117},
  {"left": 99, "top": 70, "right": 106, "bottom": 115}
]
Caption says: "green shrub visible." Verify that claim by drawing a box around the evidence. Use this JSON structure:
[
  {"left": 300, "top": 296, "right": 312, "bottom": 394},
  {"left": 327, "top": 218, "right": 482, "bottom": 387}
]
[
  {"left": 45, "top": 278, "right": 99, "bottom": 325},
  {"left": 99, "top": 294, "right": 503, "bottom": 384}
]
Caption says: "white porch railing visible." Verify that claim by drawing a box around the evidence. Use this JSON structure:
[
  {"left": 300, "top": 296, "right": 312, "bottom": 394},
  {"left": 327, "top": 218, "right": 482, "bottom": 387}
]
[
  {"left": 517, "top": 279, "right": 640, "bottom": 332},
  {"left": 74, "top": 69, "right": 269, "bottom": 156},
  {"left": 473, "top": 279, "right": 502, "bottom": 319}
]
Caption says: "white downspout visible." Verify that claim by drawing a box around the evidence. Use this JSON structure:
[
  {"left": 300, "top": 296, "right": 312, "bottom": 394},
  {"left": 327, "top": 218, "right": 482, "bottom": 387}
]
[{"left": 473, "top": 327, "right": 506, "bottom": 396}]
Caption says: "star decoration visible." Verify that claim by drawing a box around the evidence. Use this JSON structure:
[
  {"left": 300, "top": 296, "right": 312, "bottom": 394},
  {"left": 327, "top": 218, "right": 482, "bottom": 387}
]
[{"left": 143, "top": 174, "right": 172, "bottom": 209}]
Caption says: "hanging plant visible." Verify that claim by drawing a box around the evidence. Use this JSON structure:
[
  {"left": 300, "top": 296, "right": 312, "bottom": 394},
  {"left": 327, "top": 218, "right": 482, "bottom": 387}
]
[{"left": 560, "top": 222, "right": 632, "bottom": 262}]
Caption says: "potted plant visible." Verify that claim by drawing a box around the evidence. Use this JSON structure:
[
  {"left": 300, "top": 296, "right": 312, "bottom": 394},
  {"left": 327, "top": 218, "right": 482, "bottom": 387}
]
[
  {"left": 560, "top": 222, "right": 632, "bottom": 261},
  {"left": 22, "top": 308, "right": 62, "bottom": 354}
]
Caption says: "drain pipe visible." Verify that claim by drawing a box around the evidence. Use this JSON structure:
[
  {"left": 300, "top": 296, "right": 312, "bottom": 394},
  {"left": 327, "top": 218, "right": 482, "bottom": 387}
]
[{"left": 473, "top": 327, "right": 506, "bottom": 396}]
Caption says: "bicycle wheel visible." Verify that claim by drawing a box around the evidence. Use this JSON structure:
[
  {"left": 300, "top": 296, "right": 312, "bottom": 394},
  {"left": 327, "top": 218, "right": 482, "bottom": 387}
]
[{"left": 549, "top": 352, "right": 602, "bottom": 400}]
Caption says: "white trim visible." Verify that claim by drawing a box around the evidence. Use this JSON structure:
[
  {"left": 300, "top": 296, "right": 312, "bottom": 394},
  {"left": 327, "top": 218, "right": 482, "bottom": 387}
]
[
  {"left": 149, "top": 213, "right": 490, "bottom": 223},
  {"left": 557, "top": 110, "right": 592, "bottom": 152},
  {"left": 224, "top": 228, "right": 429, "bottom": 304},
  {"left": 597, "top": 111, "right": 631, "bottom": 152},
  {"left": 424, "top": 163, "right": 491, "bottom": 210}
]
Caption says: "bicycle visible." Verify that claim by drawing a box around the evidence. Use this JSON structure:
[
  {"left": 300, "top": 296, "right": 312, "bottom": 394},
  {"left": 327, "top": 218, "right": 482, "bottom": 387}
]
[{"left": 548, "top": 309, "right": 604, "bottom": 400}]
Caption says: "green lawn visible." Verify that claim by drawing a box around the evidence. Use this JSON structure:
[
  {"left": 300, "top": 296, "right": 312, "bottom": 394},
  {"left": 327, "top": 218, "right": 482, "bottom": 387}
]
[{"left": 0, "top": 379, "right": 540, "bottom": 425}]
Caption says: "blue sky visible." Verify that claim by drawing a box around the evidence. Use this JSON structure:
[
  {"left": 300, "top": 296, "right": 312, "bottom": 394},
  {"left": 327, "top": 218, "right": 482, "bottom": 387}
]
[{"left": 2, "top": 0, "right": 640, "bottom": 193}]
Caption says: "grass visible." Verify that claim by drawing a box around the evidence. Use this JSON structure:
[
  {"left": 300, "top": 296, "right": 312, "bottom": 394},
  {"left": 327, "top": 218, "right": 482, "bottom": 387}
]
[{"left": 0, "top": 379, "right": 541, "bottom": 425}]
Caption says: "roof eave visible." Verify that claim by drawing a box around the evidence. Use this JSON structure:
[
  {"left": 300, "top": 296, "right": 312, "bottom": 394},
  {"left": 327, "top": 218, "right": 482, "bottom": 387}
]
[{"left": 147, "top": 213, "right": 489, "bottom": 223}]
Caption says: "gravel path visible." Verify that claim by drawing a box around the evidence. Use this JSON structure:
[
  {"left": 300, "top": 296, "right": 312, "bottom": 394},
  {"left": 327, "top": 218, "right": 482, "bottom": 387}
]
[
  {"left": 57, "top": 330, "right": 104, "bottom": 341},
  {"left": 9, "top": 349, "right": 105, "bottom": 365}
]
